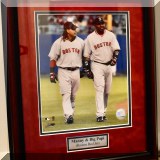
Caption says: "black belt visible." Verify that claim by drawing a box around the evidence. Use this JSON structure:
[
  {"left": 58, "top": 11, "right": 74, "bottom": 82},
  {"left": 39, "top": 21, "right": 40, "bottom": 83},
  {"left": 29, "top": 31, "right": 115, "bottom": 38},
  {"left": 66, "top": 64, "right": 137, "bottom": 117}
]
[
  {"left": 59, "top": 67, "right": 79, "bottom": 71},
  {"left": 93, "top": 60, "right": 111, "bottom": 66}
]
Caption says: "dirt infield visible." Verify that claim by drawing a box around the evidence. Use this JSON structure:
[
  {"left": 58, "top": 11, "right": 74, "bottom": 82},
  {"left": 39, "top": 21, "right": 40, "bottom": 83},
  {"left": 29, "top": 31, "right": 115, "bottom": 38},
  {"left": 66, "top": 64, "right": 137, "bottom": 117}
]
[{"left": 116, "top": 100, "right": 128, "bottom": 113}]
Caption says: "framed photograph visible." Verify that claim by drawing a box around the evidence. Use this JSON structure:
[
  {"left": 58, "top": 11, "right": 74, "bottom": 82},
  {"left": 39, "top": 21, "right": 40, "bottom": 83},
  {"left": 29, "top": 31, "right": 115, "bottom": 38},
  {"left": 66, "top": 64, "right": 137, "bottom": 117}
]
[
  {"left": 35, "top": 11, "right": 131, "bottom": 135},
  {"left": 3, "top": 1, "right": 158, "bottom": 159}
]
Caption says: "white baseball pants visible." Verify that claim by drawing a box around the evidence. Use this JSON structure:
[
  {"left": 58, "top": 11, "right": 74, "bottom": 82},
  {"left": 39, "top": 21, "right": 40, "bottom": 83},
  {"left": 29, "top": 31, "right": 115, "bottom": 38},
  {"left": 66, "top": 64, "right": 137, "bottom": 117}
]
[
  {"left": 58, "top": 68, "right": 80, "bottom": 119},
  {"left": 91, "top": 62, "right": 112, "bottom": 117}
]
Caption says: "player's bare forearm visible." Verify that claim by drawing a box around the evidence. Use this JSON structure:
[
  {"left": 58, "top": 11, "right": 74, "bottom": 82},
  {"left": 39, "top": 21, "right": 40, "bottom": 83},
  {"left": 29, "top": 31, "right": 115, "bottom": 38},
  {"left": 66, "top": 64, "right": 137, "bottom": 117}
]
[
  {"left": 50, "top": 59, "right": 56, "bottom": 68},
  {"left": 84, "top": 57, "right": 90, "bottom": 61}
]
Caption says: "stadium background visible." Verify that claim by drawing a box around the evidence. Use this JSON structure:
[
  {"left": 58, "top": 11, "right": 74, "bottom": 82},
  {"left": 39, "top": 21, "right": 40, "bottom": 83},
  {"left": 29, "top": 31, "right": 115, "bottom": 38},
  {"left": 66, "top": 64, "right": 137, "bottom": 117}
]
[{"left": 38, "top": 14, "right": 127, "bottom": 75}]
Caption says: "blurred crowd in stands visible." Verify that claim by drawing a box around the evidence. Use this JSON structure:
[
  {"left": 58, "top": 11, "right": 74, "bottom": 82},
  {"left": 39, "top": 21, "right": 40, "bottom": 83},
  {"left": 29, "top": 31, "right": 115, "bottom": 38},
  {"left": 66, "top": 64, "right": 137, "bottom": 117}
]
[{"left": 38, "top": 14, "right": 126, "bottom": 35}]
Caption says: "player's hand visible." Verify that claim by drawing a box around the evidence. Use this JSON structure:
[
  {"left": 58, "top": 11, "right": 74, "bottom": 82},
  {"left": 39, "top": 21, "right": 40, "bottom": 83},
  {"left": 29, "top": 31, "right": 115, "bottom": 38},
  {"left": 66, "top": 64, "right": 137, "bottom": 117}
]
[
  {"left": 87, "top": 70, "right": 94, "bottom": 79},
  {"left": 110, "top": 57, "right": 117, "bottom": 66},
  {"left": 50, "top": 72, "right": 58, "bottom": 83},
  {"left": 83, "top": 68, "right": 93, "bottom": 79}
]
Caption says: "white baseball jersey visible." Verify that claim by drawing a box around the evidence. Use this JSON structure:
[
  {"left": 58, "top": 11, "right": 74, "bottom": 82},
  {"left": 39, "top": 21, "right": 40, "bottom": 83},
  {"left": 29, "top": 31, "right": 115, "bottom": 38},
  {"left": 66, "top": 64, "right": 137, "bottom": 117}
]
[
  {"left": 84, "top": 30, "right": 120, "bottom": 63},
  {"left": 48, "top": 36, "right": 84, "bottom": 67}
]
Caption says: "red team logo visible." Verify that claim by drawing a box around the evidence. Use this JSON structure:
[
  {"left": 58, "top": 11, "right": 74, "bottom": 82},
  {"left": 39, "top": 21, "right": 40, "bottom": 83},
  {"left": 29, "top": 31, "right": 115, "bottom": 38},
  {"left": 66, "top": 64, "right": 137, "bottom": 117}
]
[
  {"left": 94, "top": 41, "right": 111, "bottom": 50},
  {"left": 62, "top": 48, "right": 80, "bottom": 54}
]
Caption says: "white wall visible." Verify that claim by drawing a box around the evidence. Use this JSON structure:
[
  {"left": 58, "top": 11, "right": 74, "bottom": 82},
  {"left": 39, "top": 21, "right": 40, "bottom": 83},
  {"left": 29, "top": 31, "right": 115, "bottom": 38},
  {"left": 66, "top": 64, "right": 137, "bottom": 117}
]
[
  {"left": 155, "top": 1, "right": 160, "bottom": 152},
  {"left": 0, "top": 3, "right": 10, "bottom": 159}
]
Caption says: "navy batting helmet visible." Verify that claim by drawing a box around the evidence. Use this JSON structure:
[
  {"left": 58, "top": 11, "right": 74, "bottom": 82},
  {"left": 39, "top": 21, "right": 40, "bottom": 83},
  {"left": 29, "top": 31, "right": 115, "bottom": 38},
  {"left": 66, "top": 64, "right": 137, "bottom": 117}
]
[{"left": 94, "top": 17, "right": 105, "bottom": 25}]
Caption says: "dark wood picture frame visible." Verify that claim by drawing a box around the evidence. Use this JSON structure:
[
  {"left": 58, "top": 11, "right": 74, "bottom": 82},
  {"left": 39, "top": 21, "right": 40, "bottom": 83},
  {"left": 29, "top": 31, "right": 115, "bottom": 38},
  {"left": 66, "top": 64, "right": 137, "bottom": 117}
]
[{"left": 2, "top": 2, "right": 158, "bottom": 160}]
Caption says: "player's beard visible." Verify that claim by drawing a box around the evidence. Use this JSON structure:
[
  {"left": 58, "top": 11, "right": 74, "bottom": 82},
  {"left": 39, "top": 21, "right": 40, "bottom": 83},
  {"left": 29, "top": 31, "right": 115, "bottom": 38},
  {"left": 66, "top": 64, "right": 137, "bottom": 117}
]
[
  {"left": 96, "top": 29, "right": 105, "bottom": 35},
  {"left": 96, "top": 26, "right": 105, "bottom": 35}
]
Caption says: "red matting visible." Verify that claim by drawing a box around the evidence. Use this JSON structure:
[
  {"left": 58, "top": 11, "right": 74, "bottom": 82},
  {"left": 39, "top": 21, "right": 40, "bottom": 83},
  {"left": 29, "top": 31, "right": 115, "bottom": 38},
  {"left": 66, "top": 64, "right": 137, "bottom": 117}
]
[{"left": 18, "top": 7, "right": 147, "bottom": 159}]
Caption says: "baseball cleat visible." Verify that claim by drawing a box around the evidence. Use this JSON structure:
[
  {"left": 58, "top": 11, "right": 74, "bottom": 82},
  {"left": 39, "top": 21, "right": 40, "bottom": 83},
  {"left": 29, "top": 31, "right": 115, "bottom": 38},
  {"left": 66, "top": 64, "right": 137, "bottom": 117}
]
[
  {"left": 44, "top": 116, "right": 55, "bottom": 121},
  {"left": 46, "top": 123, "right": 55, "bottom": 128},
  {"left": 103, "top": 116, "right": 107, "bottom": 120},
  {"left": 97, "top": 116, "right": 104, "bottom": 122},
  {"left": 45, "top": 117, "right": 50, "bottom": 121},
  {"left": 66, "top": 115, "right": 74, "bottom": 124},
  {"left": 49, "top": 123, "right": 55, "bottom": 126}
]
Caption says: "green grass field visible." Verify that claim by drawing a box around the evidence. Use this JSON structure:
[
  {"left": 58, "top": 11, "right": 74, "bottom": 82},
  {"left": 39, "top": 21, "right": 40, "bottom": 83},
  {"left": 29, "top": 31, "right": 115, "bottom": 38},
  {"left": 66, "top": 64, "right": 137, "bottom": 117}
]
[{"left": 40, "top": 75, "right": 129, "bottom": 133}]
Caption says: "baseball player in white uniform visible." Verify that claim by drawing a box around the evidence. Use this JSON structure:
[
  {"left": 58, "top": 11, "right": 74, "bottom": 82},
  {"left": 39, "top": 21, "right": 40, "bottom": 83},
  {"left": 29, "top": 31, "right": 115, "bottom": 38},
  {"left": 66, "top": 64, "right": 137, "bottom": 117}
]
[
  {"left": 48, "top": 21, "right": 84, "bottom": 124},
  {"left": 83, "top": 17, "right": 120, "bottom": 122}
]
